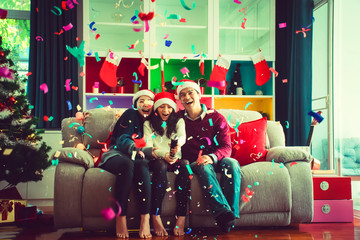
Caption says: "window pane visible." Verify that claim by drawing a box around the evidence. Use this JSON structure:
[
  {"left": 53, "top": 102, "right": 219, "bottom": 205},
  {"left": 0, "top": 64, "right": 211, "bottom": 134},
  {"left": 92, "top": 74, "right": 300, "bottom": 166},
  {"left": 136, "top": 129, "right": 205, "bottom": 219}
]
[
  {"left": 0, "top": 18, "right": 30, "bottom": 65},
  {"left": 0, "top": 0, "right": 30, "bottom": 11}
]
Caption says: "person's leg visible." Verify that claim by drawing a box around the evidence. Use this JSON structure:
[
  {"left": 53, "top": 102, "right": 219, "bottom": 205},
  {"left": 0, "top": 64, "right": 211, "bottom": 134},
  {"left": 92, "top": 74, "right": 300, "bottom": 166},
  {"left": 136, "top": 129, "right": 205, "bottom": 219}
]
[
  {"left": 219, "top": 157, "right": 241, "bottom": 218},
  {"left": 100, "top": 154, "right": 134, "bottom": 238},
  {"left": 173, "top": 160, "right": 191, "bottom": 236},
  {"left": 133, "top": 158, "right": 152, "bottom": 239},
  {"left": 149, "top": 159, "right": 168, "bottom": 237},
  {"left": 191, "top": 161, "right": 235, "bottom": 232}
]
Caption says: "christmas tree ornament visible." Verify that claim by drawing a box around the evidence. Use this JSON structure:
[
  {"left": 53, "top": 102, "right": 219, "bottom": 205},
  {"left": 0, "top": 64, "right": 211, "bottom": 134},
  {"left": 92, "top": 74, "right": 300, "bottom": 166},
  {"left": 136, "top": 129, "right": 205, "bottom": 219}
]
[
  {"left": 99, "top": 51, "right": 121, "bottom": 87},
  {"left": 208, "top": 56, "right": 230, "bottom": 91},
  {"left": 138, "top": 57, "right": 147, "bottom": 76},
  {"left": 251, "top": 51, "right": 271, "bottom": 86}
]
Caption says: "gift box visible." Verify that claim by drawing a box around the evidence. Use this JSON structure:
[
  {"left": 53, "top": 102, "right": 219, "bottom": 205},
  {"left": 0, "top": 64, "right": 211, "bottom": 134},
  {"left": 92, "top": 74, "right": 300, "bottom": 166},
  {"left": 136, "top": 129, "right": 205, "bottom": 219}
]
[
  {"left": 312, "top": 199, "right": 353, "bottom": 223},
  {"left": 313, "top": 177, "right": 351, "bottom": 200},
  {"left": 14, "top": 200, "right": 37, "bottom": 221},
  {"left": 0, "top": 199, "right": 15, "bottom": 223}
]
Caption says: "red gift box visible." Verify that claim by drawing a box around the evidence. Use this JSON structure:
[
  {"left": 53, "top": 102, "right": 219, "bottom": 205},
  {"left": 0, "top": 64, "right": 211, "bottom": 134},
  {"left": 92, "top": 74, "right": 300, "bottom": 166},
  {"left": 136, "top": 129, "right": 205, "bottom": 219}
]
[
  {"left": 312, "top": 199, "right": 353, "bottom": 223},
  {"left": 313, "top": 177, "right": 351, "bottom": 200}
]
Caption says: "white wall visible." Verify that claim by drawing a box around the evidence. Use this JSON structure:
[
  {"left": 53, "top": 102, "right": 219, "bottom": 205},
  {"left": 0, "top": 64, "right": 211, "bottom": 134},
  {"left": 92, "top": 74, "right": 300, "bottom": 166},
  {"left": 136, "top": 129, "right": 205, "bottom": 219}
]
[{"left": 333, "top": 0, "right": 360, "bottom": 139}]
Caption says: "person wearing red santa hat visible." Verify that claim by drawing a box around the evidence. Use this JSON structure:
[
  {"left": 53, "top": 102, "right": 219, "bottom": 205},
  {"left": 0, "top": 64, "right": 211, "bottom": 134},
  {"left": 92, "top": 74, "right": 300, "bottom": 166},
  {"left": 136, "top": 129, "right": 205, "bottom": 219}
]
[
  {"left": 99, "top": 89, "right": 159, "bottom": 239},
  {"left": 143, "top": 91, "right": 190, "bottom": 236},
  {"left": 175, "top": 79, "right": 241, "bottom": 233}
]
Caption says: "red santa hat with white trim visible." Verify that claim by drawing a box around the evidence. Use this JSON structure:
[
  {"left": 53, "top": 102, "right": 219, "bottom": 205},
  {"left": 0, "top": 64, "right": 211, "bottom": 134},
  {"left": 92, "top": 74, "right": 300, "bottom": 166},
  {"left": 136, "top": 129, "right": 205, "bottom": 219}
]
[
  {"left": 175, "top": 79, "right": 201, "bottom": 100},
  {"left": 154, "top": 92, "right": 177, "bottom": 111},
  {"left": 132, "top": 89, "right": 155, "bottom": 105}
]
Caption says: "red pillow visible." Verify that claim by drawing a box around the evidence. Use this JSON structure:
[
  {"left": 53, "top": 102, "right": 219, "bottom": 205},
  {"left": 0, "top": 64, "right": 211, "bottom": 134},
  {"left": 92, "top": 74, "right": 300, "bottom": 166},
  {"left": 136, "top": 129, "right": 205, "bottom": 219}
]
[{"left": 229, "top": 117, "right": 268, "bottom": 166}]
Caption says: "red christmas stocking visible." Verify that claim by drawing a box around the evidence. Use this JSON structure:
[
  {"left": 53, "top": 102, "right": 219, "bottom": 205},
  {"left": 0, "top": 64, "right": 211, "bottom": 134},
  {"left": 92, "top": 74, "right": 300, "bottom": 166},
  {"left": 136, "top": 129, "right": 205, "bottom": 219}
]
[
  {"left": 99, "top": 52, "right": 121, "bottom": 87},
  {"left": 208, "top": 56, "right": 230, "bottom": 90},
  {"left": 138, "top": 57, "right": 147, "bottom": 76},
  {"left": 251, "top": 51, "right": 271, "bottom": 86}
]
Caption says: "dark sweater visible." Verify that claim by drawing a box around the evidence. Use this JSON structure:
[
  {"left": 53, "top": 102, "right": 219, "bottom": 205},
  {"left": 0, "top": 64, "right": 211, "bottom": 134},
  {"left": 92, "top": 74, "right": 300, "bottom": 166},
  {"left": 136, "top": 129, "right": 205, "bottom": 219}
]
[
  {"left": 177, "top": 108, "right": 232, "bottom": 164},
  {"left": 99, "top": 109, "right": 145, "bottom": 166}
]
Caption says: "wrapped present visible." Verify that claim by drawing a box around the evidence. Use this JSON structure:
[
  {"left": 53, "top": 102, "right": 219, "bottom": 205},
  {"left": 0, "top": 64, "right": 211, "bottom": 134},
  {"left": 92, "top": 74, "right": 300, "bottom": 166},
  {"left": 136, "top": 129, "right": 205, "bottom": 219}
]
[
  {"left": 0, "top": 199, "right": 15, "bottom": 223},
  {"left": 14, "top": 200, "right": 37, "bottom": 221}
]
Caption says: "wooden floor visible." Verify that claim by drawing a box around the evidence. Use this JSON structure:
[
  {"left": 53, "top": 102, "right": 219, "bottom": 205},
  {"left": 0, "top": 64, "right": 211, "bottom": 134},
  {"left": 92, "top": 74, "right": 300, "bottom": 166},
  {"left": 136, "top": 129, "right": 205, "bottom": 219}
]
[{"left": 0, "top": 215, "right": 359, "bottom": 240}]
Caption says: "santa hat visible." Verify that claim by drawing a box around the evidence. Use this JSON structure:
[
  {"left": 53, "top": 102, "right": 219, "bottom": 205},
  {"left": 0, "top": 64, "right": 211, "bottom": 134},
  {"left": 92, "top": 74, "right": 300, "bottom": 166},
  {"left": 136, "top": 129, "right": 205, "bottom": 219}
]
[
  {"left": 133, "top": 89, "right": 155, "bottom": 105},
  {"left": 175, "top": 79, "right": 201, "bottom": 100},
  {"left": 154, "top": 92, "right": 177, "bottom": 111}
]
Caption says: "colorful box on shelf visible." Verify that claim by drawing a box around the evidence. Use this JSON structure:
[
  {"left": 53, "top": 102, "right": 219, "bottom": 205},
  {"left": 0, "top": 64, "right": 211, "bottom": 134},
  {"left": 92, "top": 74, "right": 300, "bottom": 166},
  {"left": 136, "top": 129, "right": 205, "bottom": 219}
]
[
  {"left": 313, "top": 177, "right": 351, "bottom": 200},
  {"left": 312, "top": 199, "right": 353, "bottom": 223}
]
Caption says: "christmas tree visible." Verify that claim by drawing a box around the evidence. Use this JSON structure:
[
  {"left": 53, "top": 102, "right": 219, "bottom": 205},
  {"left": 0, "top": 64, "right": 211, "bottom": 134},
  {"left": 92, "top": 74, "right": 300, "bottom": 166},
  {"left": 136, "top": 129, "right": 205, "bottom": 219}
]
[
  {"left": 0, "top": 36, "right": 51, "bottom": 188},
  {"left": 228, "top": 63, "right": 245, "bottom": 95}
]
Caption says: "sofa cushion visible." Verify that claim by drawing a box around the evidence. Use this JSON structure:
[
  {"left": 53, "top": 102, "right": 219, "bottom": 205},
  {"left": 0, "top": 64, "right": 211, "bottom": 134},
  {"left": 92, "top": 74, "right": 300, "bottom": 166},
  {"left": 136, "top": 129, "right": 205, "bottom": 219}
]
[
  {"left": 230, "top": 117, "right": 268, "bottom": 166},
  {"left": 266, "top": 146, "right": 313, "bottom": 163},
  {"left": 83, "top": 108, "right": 125, "bottom": 149}
]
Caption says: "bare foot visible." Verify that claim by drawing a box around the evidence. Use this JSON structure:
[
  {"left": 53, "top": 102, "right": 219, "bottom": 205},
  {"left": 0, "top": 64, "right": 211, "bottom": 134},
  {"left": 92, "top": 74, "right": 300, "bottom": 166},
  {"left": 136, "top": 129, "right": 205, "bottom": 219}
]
[
  {"left": 139, "top": 214, "right": 152, "bottom": 239},
  {"left": 116, "top": 216, "right": 129, "bottom": 238},
  {"left": 173, "top": 216, "right": 186, "bottom": 236},
  {"left": 152, "top": 214, "right": 168, "bottom": 237}
]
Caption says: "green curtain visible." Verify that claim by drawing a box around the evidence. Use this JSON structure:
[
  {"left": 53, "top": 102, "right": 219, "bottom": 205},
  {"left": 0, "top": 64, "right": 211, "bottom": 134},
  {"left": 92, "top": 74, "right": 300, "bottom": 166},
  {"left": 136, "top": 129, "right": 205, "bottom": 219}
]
[
  {"left": 276, "top": 0, "right": 314, "bottom": 146},
  {"left": 27, "top": 0, "right": 79, "bottom": 129}
]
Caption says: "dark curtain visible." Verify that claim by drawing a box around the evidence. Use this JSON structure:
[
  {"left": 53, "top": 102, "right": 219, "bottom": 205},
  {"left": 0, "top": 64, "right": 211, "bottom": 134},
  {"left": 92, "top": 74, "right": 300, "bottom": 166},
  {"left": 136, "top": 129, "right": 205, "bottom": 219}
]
[
  {"left": 27, "top": 0, "right": 79, "bottom": 129},
  {"left": 276, "top": 0, "right": 314, "bottom": 146}
]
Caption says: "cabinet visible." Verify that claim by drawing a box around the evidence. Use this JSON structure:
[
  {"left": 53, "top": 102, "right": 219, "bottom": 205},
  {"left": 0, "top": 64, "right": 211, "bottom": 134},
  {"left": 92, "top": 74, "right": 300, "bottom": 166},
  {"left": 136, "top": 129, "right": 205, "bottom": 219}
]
[{"left": 81, "top": 0, "right": 276, "bottom": 120}]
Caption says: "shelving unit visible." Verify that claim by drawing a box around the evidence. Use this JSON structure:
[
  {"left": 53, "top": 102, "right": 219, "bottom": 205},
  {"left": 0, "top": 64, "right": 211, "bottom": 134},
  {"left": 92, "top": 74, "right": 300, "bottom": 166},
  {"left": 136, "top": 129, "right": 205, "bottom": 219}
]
[{"left": 81, "top": 0, "right": 276, "bottom": 120}]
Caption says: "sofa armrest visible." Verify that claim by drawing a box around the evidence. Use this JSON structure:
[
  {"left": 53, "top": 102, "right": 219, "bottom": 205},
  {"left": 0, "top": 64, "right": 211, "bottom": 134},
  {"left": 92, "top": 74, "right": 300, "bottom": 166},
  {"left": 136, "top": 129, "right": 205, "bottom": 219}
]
[
  {"left": 52, "top": 147, "right": 94, "bottom": 169},
  {"left": 266, "top": 146, "right": 313, "bottom": 164}
]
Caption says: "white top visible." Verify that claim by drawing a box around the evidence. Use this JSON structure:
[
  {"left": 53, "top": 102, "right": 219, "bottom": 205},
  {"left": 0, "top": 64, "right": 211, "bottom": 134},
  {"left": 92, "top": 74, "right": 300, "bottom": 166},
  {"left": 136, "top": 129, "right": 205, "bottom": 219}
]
[{"left": 144, "top": 118, "right": 186, "bottom": 159}]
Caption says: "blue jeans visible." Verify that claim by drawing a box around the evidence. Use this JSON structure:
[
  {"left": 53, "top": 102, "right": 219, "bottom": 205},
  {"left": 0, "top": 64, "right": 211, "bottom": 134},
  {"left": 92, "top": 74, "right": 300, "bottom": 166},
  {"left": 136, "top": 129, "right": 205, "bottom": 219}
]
[{"left": 191, "top": 157, "right": 241, "bottom": 218}]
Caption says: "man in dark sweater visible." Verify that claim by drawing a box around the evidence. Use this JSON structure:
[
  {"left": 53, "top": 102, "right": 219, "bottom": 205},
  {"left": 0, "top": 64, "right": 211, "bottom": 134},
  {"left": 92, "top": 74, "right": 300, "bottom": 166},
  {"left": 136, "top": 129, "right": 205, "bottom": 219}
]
[{"left": 175, "top": 80, "right": 241, "bottom": 232}]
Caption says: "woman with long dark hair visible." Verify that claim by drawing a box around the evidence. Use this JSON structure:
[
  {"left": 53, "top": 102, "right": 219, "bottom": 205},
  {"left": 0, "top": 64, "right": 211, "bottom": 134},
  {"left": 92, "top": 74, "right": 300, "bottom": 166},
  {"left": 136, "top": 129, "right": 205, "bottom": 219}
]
[{"left": 144, "top": 92, "right": 191, "bottom": 236}]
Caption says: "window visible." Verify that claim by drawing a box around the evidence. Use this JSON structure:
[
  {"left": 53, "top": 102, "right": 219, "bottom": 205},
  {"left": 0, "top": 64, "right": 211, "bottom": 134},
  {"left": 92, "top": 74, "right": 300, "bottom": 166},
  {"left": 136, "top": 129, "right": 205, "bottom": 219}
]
[{"left": 0, "top": 0, "right": 30, "bottom": 79}]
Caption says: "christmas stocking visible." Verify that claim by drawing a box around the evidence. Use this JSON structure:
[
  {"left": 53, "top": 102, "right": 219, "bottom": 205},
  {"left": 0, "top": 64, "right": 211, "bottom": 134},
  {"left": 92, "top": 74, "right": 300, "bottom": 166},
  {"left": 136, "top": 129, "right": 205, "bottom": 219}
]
[
  {"left": 251, "top": 51, "right": 271, "bottom": 86},
  {"left": 99, "top": 52, "right": 121, "bottom": 87},
  {"left": 208, "top": 56, "right": 230, "bottom": 90},
  {"left": 138, "top": 57, "right": 147, "bottom": 76},
  {"left": 199, "top": 54, "right": 204, "bottom": 75}
]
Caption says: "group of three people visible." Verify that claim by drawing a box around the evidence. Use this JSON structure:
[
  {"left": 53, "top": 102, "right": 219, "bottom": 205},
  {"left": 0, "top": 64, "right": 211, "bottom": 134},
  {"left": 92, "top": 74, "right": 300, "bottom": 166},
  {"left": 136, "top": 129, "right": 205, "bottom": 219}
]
[{"left": 98, "top": 80, "right": 241, "bottom": 239}]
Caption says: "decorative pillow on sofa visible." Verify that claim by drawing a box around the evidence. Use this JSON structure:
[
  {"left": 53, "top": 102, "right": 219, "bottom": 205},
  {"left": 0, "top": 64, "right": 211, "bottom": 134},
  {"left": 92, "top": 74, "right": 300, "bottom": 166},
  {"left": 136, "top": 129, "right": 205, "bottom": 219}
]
[{"left": 229, "top": 117, "right": 268, "bottom": 166}]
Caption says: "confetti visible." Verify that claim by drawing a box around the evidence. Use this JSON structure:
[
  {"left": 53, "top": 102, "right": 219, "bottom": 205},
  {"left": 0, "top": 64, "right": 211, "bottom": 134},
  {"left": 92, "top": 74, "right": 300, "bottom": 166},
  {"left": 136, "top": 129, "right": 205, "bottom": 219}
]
[
  {"left": 161, "top": 121, "right": 167, "bottom": 128},
  {"left": 269, "top": 67, "right": 278, "bottom": 77},
  {"left": 51, "top": 6, "right": 62, "bottom": 15},
  {"left": 164, "top": 34, "right": 169, "bottom": 39},
  {"left": 39, "top": 83, "right": 48, "bottom": 93},
  {"left": 234, "top": 0, "right": 242, "bottom": 3},
  {"left": 89, "top": 97, "right": 98, "bottom": 103},
  {"left": 209, "top": 118, "right": 213, "bottom": 126},
  {"left": 213, "top": 135, "right": 219, "bottom": 146},
  {"left": 245, "top": 102, "right": 252, "bottom": 110},
  {"left": 290, "top": 162, "right": 297, "bottom": 167},
  {"left": 279, "top": 22, "right": 287, "bottom": 28},
  {"left": 241, "top": 18, "right": 247, "bottom": 29},
  {"left": 66, "top": 100, "right": 72, "bottom": 110},
  {"left": 63, "top": 23, "right": 73, "bottom": 31},
  {"left": 165, "top": 40, "right": 172, "bottom": 47},
  {"left": 65, "top": 79, "right": 71, "bottom": 91},
  {"left": 52, "top": 159, "right": 59, "bottom": 166},
  {"left": 285, "top": 121, "right": 289, "bottom": 129},
  {"left": 296, "top": 27, "right": 311, "bottom": 38},
  {"left": 242, "top": 194, "right": 249, "bottom": 202},
  {"left": 282, "top": 79, "right": 288, "bottom": 83},
  {"left": 180, "top": 0, "right": 196, "bottom": 10},
  {"left": 186, "top": 165, "right": 193, "bottom": 175},
  {"left": 3, "top": 148, "right": 13, "bottom": 155}
]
